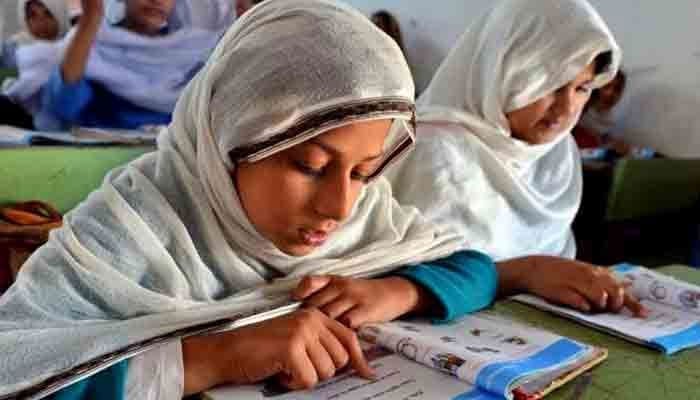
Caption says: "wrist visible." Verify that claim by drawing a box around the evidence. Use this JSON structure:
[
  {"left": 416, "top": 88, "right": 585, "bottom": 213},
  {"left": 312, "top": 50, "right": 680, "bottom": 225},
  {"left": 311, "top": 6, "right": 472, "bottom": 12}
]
[
  {"left": 520, "top": 257, "right": 541, "bottom": 293},
  {"left": 182, "top": 333, "right": 228, "bottom": 395},
  {"left": 385, "top": 276, "right": 434, "bottom": 315},
  {"left": 78, "top": 15, "right": 102, "bottom": 31},
  {"left": 496, "top": 256, "right": 543, "bottom": 296}
]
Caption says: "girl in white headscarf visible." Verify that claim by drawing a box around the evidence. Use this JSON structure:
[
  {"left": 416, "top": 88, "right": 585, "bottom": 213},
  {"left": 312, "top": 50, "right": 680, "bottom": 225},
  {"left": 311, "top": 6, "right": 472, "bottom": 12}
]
[
  {"left": 0, "top": 0, "right": 70, "bottom": 128},
  {"left": 387, "top": 0, "right": 649, "bottom": 316},
  {"left": 14, "top": 0, "right": 71, "bottom": 44},
  {"left": 0, "top": 1, "right": 503, "bottom": 399}
]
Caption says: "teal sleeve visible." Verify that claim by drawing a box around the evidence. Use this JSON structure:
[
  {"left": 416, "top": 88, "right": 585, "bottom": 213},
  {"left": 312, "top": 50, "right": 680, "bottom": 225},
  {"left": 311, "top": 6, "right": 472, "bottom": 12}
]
[
  {"left": 48, "top": 360, "right": 128, "bottom": 400},
  {"left": 396, "top": 250, "right": 498, "bottom": 324}
]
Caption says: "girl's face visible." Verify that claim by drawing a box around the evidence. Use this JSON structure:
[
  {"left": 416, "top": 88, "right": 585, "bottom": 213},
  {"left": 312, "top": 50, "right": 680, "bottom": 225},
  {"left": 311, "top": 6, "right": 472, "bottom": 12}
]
[
  {"left": 235, "top": 119, "right": 392, "bottom": 256},
  {"left": 506, "top": 63, "right": 596, "bottom": 145},
  {"left": 26, "top": 1, "right": 60, "bottom": 40},
  {"left": 596, "top": 76, "right": 625, "bottom": 111},
  {"left": 125, "top": 0, "right": 175, "bottom": 36}
]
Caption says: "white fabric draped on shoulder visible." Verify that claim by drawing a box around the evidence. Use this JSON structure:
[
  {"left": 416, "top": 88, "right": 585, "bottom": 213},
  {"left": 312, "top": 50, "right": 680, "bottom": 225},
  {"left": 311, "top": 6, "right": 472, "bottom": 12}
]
[
  {"left": 0, "top": 0, "right": 460, "bottom": 396},
  {"left": 387, "top": 0, "right": 621, "bottom": 261}
]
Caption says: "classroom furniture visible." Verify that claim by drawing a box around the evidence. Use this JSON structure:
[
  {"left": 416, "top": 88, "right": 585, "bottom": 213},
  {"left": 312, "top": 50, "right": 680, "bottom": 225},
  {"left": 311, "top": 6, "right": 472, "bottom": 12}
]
[
  {"left": 0, "top": 146, "right": 155, "bottom": 213},
  {"left": 605, "top": 158, "right": 700, "bottom": 221},
  {"left": 0, "top": 68, "right": 17, "bottom": 85},
  {"left": 575, "top": 158, "right": 700, "bottom": 267},
  {"left": 0, "top": 146, "right": 154, "bottom": 291}
]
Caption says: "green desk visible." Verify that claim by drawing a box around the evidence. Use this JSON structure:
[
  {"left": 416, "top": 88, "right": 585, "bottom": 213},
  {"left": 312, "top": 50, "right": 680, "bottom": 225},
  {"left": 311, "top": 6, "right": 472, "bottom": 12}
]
[
  {"left": 495, "top": 265, "right": 700, "bottom": 400},
  {"left": 0, "top": 146, "right": 154, "bottom": 213}
]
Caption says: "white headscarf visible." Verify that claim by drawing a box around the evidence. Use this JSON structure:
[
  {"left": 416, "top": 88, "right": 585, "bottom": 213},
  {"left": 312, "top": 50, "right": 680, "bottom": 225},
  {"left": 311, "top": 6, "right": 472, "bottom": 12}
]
[
  {"left": 387, "top": 0, "right": 620, "bottom": 261},
  {"left": 0, "top": 0, "right": 460, "bottom": 397},
  {"left": 14, "top": 0, "right": 70, "bottom": 44}
]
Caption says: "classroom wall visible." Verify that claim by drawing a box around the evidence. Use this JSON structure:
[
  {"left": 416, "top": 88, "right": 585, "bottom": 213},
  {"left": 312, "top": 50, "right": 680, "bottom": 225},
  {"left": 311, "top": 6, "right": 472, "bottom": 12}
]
[
  {"left": 346, "top": 0, "right": 700, "bottom": 91},
  {"left": 0, "top": 0, "right": 18, "bottom": 41}
]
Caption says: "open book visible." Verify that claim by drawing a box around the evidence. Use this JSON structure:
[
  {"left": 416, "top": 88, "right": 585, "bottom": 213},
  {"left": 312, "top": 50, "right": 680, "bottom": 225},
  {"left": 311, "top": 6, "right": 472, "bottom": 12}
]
[
  {"left": 205, "top": 312, "right": 606, "bottom": 400},
  {"left": 513, "top": 264, "right": 700, "bottom": 354}
]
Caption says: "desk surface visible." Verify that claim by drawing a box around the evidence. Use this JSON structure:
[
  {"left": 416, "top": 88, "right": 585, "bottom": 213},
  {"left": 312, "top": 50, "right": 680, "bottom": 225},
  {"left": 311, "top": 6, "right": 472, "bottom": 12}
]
[
  {"left": 495, "top": 265, "right": 699, "bottom": 400},
  {"left": 0, "top": 146, "right": 154, "bottom": 213}
]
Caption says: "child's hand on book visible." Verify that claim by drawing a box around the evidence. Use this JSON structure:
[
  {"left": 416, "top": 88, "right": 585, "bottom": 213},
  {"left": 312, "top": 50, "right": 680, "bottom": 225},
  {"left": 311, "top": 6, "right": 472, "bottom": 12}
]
[
  {"left": 293, "top": 276, "right": 432, "bottom": 329},
  {"left": 182, "top": 308, "right": 374, "bottom": 394},
  {"left": 523, "top": 258, "right": 649, "bottom": 317}
]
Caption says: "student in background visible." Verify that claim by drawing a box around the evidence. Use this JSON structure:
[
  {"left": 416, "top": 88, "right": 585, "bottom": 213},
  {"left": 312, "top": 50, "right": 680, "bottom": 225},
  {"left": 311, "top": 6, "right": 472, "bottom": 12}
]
[
  {"left": 574, "top": 69, "right": 626, "bottom": 150},
  {"left": 387, "top": 0, "right": 647, "bottom": 315},
  {"left": 370, "top": 10, "right": 405, "bottom": 55},
  {"left": 573, "top": 70, "right": 652, "bottom": 158},
  {"left": 0, "top": 0, "right": 69, "bottom": 128},
  {"left": 11, "top": 0, "right": 70, "bottom": 47},
  {"left": 38, "top": 0, "right": 218, "bottom": 130}
]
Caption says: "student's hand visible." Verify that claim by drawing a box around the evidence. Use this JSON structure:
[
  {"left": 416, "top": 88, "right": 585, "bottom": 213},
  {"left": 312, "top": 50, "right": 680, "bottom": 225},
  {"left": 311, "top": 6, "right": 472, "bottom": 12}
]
[
  {"left": 293, "top": 276, "right": 431, "bottom": 329},
  {"left": 80, "top": 0, "right": 104, "bottom": 25},
  {"left": 182, "top": 309, "right": 374, "bottom": 395},
  {"left": 522, "top": 258, "right": 649, "bottom": 317}
]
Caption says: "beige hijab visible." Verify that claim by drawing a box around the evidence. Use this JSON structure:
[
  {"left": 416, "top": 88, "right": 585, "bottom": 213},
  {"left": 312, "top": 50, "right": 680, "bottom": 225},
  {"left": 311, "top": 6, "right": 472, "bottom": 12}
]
[
  {"left": 0, "top": 0, "right": 460, "bottom": 396},
  {"left": 388, "top": 0, "right": 620, "bottom": 260}
]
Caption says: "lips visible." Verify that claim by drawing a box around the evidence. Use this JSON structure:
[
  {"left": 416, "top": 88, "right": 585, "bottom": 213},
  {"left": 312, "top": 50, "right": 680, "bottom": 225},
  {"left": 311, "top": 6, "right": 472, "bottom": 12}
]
[
  {"left": 541, "top": 119, "right": 563, "bottom": 130},
  {"left": 143, "top": 7, "right": 166, "bottom": 19},
  {"left": 299, "top": 228, "right": 329, "bottom": 247}
]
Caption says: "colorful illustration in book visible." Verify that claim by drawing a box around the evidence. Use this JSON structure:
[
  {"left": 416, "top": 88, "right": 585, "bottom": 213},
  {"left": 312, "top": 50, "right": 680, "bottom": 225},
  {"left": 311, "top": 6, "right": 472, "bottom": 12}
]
[
  {"left": 465, "top": 346, "right": 500, "bottom": 354},
  {"left": 430, "top": 353, "right": 466, "bottom": 376},
  {"left": 440, "top": 336, "right": 458, "bottom": 344},
  {"left": 468, "top": 326, "right": 503, "bottom": 340},
  {"left": 679, "top": 290, "right": 700, "bottom": 309},
  {"left": 649, "top": 280, "right": 668, "bottom": 301},
  {"left": 396, "top": 338, "right": 419, "bottom": 361},
  {"left": 502, "top": 336, "right": 527, "bottom": 346}
]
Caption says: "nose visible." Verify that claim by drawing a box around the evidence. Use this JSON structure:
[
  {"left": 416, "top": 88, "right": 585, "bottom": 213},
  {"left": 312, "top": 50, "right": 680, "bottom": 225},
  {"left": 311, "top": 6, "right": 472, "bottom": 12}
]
[
  {"left": 313, "top": 173, "right": 355, "bottom": 223},
  {"left": 552, "top": 89, "right": 578, "bottom": 121},
  {"left": 150, "top": 0, "right": 169, "bottom": 8}
]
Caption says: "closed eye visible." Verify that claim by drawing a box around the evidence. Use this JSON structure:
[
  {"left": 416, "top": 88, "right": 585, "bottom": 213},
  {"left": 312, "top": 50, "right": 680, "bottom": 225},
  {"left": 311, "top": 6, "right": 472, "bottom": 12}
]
[
  {"left": 295, "top": 161, "right": 324, "bottom": 178},
  {"left": 351, "top": 170, "right": 371, "bottom": 183}
]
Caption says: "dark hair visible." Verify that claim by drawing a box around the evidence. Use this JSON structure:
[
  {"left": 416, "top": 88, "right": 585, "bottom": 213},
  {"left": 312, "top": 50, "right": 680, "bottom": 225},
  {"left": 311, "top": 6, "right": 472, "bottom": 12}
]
[
  {"left": 581, "top": 51, "right": 626, "bottom": 112},
  {"left": 370, "top": 10, "right": 405, "bottom": 54},
  {"left": 594, "top": 51, "right": 613, "bottom": 74}
]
